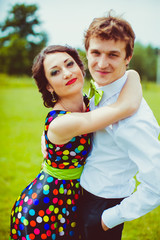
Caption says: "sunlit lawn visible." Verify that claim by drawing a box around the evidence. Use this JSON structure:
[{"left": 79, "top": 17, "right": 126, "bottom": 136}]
[{"left": 0, "top": 74, "right": 160, "bottom": 240}]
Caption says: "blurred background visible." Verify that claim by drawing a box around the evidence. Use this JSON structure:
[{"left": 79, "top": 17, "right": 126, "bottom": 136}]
[
  {"left": 0, "top": 0, "right": 160, "bottom": 81},
  {"left": 0, "top": 0, "right": 160, "bottom": 239}
]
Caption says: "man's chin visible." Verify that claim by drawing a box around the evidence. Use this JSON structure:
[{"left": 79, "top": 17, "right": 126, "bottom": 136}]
[{"left": 93, "top": 77, "right": 112, "bottom": 87}]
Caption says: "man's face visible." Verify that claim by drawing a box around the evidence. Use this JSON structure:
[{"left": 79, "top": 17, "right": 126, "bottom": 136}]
[{"left": 87, "top": 38, "right": 132, "bottom": 86}]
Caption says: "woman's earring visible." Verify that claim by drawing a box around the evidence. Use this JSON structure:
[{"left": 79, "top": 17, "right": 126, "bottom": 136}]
[{"left": 51, "top": 92, "right": 57, "bottom": 103}]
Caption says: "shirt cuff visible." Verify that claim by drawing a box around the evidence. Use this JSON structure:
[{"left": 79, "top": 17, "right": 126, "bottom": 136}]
[{"left": 102, "top": 205, "right": 124, "bottom": 229}]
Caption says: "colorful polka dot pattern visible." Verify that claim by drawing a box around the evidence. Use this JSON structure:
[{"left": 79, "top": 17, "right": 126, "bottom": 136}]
[
  {"left": 10, "top": 95, "right": 92, "bottom": 239},
  {"left": 44, "top": 97, "right": 91, "bottom": 169}
]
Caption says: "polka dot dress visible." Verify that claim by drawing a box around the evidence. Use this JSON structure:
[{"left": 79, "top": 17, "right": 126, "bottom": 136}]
[{"left": 10, "top": 96, "right": 92, "bottom": 240}]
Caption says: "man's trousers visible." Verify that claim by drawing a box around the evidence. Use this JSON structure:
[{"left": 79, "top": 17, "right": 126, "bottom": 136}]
[{"left": 79, "top": 189, "right": 124, "bottom": 240}]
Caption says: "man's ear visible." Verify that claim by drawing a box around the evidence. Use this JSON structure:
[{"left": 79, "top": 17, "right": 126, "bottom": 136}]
[
  {"left": 46, "top": 84, "right": 54, "bottom": 93},
  {"left": 126, "top": 55, "right": 132, "bottom": 66}
]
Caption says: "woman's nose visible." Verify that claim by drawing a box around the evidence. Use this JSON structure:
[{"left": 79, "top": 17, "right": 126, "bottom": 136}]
[{"left": 63, "top": 68, "right": 72, "bottom": 79}]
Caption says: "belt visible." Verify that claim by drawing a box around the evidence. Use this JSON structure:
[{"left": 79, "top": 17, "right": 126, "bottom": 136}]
[{"left": 42, "top": 160, "right": 84, "bottom": 180}]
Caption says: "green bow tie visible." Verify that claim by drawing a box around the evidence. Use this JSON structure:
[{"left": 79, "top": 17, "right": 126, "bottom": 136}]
[{"left": 88, "top": 79, "right": 104, "bottom": 106}]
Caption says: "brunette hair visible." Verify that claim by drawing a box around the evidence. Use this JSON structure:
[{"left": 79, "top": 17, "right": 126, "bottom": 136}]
[
  {"left": 32, "top": 45, "right": 85, "bottom": 108},
  {"left": 84, "top": 12, "right": 135, "bottom": 58}
]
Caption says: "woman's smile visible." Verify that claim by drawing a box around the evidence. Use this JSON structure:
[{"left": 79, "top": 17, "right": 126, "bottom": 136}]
[{"left": 66, "top": 78, "right": 77, "bottom": 85}]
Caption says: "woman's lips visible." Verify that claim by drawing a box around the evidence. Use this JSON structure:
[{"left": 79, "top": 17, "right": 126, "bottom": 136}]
[{"left": 66, "top": 78, "right": 77, "bottom": 85}]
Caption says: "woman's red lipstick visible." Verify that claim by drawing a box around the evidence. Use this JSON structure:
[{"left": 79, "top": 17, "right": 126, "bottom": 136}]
[{"left": 66, "top": 78, "right": 77, "bottom": 85}]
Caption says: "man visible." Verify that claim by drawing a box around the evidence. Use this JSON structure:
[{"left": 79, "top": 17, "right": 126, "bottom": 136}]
[{"left": 79, "top": 13, "right": 160, "bottom": 239}]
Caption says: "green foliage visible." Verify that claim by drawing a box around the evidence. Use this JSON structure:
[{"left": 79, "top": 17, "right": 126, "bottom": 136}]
[
  {"left": 130, "top": 42, "right": 157, "bottom": 82},
  {"left": 77, "top": 48, "right": 91, "bottom": 79},
  {"left": 0, "top": 3, "right": 48, "bottom": 75},
  {"left": 1, "top": 4, "right": 39, "bottom": 38}
]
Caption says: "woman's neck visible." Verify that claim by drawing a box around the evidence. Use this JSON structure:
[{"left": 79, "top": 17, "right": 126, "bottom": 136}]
[{"left": 54, "top": 93, "right": 86, "bottom": 113}]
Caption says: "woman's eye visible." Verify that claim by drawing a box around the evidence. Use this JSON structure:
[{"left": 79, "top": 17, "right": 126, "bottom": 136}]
[
  {"left": 67, "top": 61, "right": 74, "bottom": 67},
  {"left": 51, "top": 70, "right": 59, "bottom": 76}
]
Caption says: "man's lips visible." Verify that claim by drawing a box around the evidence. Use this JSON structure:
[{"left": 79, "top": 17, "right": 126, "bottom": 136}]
[
  {"left": 66, "top": 78, "right": 77, "bottom": 85},
  {"left": 96, "top": 70, "right": 111, "bottom": 75}
]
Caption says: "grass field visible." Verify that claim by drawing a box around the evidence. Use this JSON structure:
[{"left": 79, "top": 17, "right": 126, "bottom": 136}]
[{"left": 0, "top": 74, "right": 160, "bottom": 240}]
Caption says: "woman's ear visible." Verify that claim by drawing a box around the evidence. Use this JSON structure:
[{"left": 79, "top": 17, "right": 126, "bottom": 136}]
[{"left": 46, "top": 84, "right": 54, "bottom": 93}]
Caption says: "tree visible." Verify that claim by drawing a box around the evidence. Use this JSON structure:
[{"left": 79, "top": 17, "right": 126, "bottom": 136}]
[
  {"left": 0, "top": 3, "right": 48, "bottom": 75},
  {"left": 130, "top": 42, "right": 157, "bottom": 82},
  {"left": 77, "top": 48, "right": 91, "bottom": 80}
]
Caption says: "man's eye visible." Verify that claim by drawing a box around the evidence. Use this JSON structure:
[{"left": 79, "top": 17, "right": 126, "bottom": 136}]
[
  {"left": 91, "top": 51, "right": 100, "bottom": 55},
  {"left": 110, "top": 54, "right": 118, "bottom": 57}
]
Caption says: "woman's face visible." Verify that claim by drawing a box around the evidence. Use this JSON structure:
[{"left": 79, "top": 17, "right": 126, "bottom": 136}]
[{"left": 43, "top": 52, "right": 84, "bottom": 99}]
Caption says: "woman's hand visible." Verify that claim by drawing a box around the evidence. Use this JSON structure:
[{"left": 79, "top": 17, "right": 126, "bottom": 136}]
[{"left": 41, "top": 131, "right": 48, "bottom": 158}]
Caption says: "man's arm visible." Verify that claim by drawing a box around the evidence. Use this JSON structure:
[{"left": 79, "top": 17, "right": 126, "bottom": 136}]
[{"left": 102, "top": 102, "right": 160, "bottom": 229}]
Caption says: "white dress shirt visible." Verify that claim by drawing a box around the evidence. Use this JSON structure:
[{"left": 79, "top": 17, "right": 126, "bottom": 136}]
[{"left": 80, "top": 73, "right": 160, "bottom": 228}]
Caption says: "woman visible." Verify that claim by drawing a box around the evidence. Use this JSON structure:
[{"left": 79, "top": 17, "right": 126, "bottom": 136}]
[{"left": 10, "top": 45, "right": 142, "bottom": 240}]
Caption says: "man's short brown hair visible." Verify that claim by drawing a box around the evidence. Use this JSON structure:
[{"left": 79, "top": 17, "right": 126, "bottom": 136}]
[{"left": 84, "top": 12, "right": 135, "bottom": 58}]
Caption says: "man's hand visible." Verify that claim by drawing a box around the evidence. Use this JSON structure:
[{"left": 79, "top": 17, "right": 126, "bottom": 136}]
[
  {"left": 101, "top": 218, "right": 109, "bottom": 231},
  {"left": 41, "top": 131, "right": 48, "bottom": 158}
]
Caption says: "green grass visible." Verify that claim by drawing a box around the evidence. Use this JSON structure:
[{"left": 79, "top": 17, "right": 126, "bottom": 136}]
[
  {"left": 0, "top": 75, "right": 49, "bottom": 239},
  {"left": 0, "top": 75, "right": 160, "bottom": 240}
]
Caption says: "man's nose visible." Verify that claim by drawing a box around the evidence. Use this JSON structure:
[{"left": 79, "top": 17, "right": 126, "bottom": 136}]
[{"left": 98, "top": 55, "right": 109, "bottom": 69}]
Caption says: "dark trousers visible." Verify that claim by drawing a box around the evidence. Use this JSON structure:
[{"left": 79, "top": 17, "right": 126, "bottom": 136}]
[{"left": 79, "top": 189, "right": 124, "bottom": 240}]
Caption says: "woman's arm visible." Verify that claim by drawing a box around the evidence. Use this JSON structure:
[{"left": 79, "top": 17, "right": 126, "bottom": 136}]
[
  {"left": 48, "top": 70, "right": 142, "bottom": 144},
  {"left": 117, "top": 69, "right": 142, "bottom": 115}
]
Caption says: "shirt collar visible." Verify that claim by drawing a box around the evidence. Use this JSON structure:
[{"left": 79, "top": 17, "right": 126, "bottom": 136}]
[{"left": 95, "top": 72, "right": 127, "bottom": 100}]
